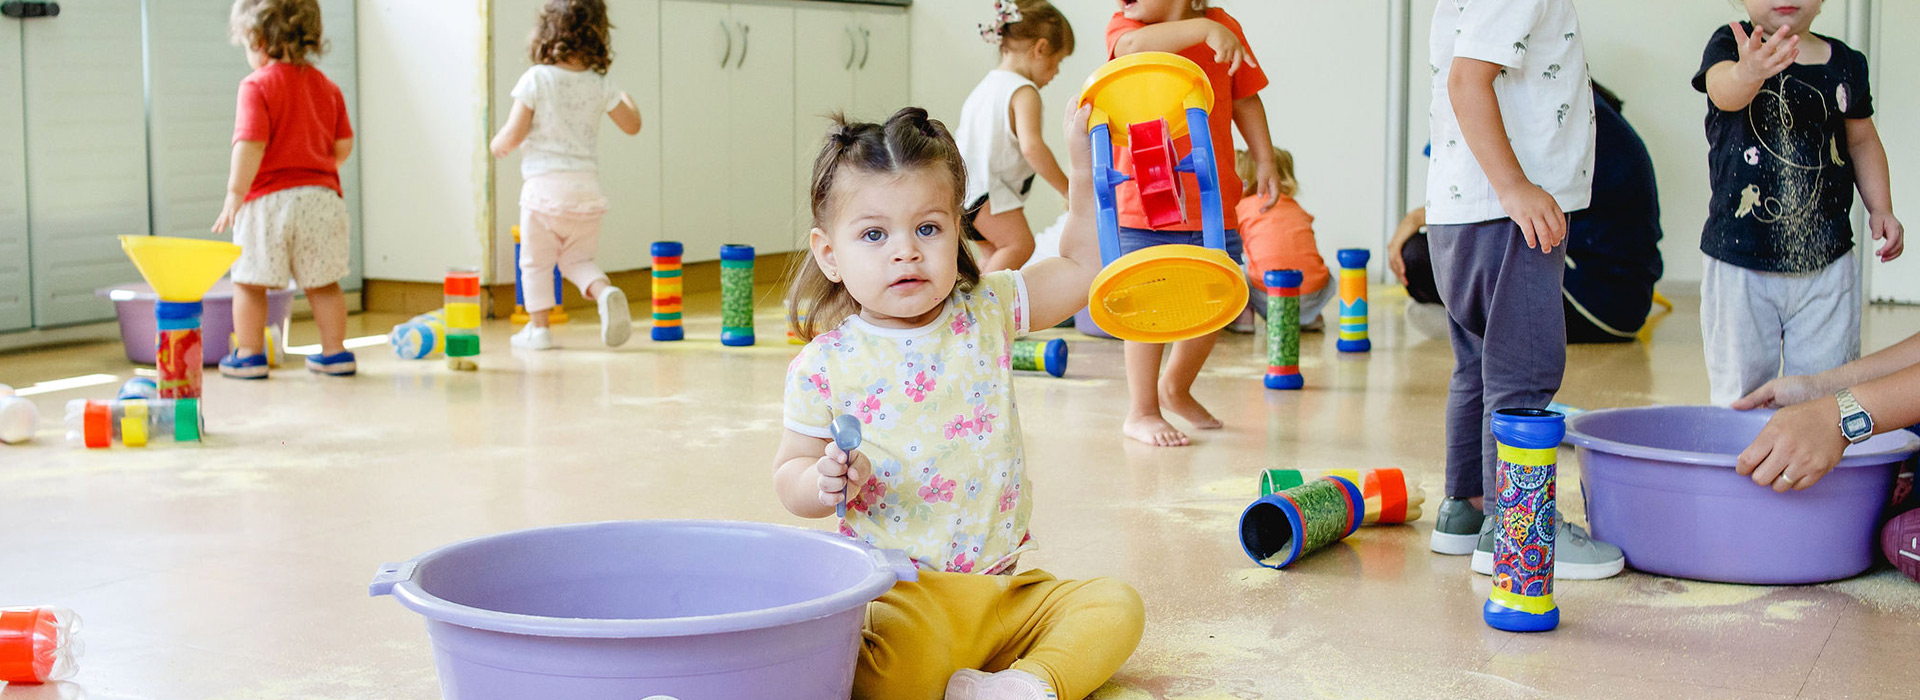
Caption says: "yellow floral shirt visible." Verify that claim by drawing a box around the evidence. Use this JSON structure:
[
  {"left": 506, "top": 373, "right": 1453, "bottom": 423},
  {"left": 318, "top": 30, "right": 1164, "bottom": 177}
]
[{"left": 784, "top": 271, "right": 1033, "bottom": 574}]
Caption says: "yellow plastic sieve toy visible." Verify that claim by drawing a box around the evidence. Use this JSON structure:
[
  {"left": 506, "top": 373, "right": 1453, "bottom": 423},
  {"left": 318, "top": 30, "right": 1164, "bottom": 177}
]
[{"left": 1077, "top": 52, "right": 1247, "bottom": 344}]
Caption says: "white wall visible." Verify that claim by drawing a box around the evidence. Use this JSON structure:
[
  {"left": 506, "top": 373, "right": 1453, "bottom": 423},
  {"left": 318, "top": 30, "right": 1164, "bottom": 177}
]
[
  {"left": 1868, "top": 0, "right": 1920, "bottom": 303},
  {"left": 357, "top": 0, "right": 490, "bottom": 283}
]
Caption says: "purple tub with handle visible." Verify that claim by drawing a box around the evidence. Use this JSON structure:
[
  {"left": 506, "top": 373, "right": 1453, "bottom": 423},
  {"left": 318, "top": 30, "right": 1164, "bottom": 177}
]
[
  {"left": 370, "top": 520, "right": 917, "bottom": 700},
  {"left": 1567, "top": 405, "right": 1920, "bottom": 584}
]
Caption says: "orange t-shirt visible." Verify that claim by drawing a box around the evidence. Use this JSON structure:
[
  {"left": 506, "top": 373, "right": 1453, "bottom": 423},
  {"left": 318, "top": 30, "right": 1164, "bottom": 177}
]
[
  {"left": 1105, "top": 9, "right": 1268, "bottom": 232},
  {"left": 1237, "top": 193, "right": 1328, "bottom": 295}
]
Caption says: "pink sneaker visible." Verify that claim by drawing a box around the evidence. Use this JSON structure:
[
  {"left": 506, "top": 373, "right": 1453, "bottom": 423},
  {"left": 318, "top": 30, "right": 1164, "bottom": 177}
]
[
  {"left": 1884, "top": 508, "right": 1920, "bottom": 583},
  {"left": 944, "top": 668, "right": 1057, "bottom": 700}
]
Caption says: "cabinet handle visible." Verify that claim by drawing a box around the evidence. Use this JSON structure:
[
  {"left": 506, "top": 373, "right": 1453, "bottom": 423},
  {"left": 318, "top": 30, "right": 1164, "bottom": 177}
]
[
  {"left": 1, "top": 1, "right": 60, "bottom": 18},
  {"left": 736, "top": 22, "right": 750, "bottom": 69},
  {"left": 858, "top": 27, "right": 871, "bottom": 70},
  {"left": 844, "top": 25, "right": 857, "bottom": 70},
  {"left": 719, "top": 20, "right": 732, "bottom": 69}
]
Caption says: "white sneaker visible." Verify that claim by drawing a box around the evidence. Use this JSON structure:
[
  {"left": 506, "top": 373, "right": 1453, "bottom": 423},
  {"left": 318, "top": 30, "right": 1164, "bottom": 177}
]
[
  {"left": 510, "top": 324, "right": 553, "bottom": 351},
  {"left": 945, "top": 669, "right": 1056, "bottom": 700},
  {"left": 598, "top": 286, "right": 632, "bottom": 347}
]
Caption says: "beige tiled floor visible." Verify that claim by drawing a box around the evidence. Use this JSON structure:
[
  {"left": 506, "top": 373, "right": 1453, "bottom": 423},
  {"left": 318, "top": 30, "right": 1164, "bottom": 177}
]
[{"left": 0, "top": 288, "right": 1916, "bottom": 700}]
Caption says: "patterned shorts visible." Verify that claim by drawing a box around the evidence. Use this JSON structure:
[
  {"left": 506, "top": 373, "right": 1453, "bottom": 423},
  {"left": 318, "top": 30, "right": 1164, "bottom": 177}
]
[{"left": 229, "top": 186, "right": 350, "bottom": 289}]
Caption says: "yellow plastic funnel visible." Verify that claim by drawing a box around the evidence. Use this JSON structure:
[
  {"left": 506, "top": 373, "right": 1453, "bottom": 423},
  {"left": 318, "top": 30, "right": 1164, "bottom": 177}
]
[
  {"left": 1077, "top": 52, "right": 1214, "bottom": 148},
  {"left": 120, "top": 236, "right": 242, "bottom": 302},
  {"left": 1087, "top": 245, "right": 1248, "bottom": 343}
]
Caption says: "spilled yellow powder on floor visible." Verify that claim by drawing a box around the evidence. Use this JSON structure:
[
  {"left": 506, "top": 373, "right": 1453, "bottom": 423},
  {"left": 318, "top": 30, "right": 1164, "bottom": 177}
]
[
  {"left": 1819, "top": 570, "right": 1920, "bottom": 616},
  {"left": 1764, "top": 599, "right": 1817, "bottom": 621},
  {"left": 1623, "top": 578, "right": 1772, "bottom": 609}
]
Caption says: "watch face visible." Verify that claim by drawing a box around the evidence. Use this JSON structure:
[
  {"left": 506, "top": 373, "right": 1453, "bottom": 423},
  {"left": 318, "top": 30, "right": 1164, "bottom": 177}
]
[{"left": 1844, "top": 414, "right": 1872, "bottom": 436}]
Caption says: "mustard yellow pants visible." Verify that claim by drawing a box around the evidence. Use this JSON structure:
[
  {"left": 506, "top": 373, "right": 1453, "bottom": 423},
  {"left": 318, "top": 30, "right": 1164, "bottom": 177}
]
[{"left": 854, "top": 569, "right": 1145, "bottom": 700}]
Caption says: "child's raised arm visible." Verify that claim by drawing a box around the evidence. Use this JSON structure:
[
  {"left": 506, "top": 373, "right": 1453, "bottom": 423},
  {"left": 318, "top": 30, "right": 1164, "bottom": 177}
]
[
  {"left": 609, "top": 92, "right": 642, "bottom": 136},
  {"left": 490, "top": 101, "right": 534, "bottom": 159},
  {"left": 1011, "top": 86, "right": 1068, "bottom": 198},
  {"left": 1846, "top": 117, "right": 1903, "bottom": 262},
  {"left": 1111, "top": 18, "right": 1254, "bottom": 76},
  {"left": 1019, "top": 105, "right": 1101, "bottom": 329},
  {"left": 1449, "top": 57, "right": 1564, "bottom": 252},
  {"left": 1704, "top": 23, "right": 1799, "bottom": 113}
]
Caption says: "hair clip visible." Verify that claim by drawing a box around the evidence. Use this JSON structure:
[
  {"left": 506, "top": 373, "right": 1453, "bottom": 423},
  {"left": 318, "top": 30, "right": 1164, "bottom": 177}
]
[{"left": 977, "top": 0, "right": 1023, "bottom": 45}]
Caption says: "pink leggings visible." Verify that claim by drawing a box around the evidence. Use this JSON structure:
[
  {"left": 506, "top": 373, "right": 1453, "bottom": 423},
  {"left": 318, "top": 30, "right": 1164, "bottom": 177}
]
[{"left": 519, "top": 174, "right": 610, "bottom": 313}]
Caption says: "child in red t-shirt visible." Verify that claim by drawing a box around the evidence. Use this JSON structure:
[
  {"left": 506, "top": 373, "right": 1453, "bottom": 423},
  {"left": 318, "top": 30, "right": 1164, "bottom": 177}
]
[
  {"left": 1107, "top": 0, "right": 1280, "bottom": 447},
  {"left": 213, "top": 0, "right": 356, "bottom": 379}
]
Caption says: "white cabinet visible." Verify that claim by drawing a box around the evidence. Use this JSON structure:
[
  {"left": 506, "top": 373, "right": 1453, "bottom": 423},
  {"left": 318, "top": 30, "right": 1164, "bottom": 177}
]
[
  {"left": 660, "top": 0, "right": 795, "bottom": 262},
  {"left": 22, "top": 0, "right": 149, "bottom": 326},
  {"left": 0, "top": 11, "right": 28, "bottom": 331},
  {"left": 493, "top": 0, "right": 662, "bottom": 276},
  {"left": 791, "top": 4, "right": 910, "bottom": 228}
]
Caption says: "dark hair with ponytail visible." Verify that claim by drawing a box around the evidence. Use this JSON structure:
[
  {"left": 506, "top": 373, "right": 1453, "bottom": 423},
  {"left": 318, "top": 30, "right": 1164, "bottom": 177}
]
[
  {"left": 786, "top": 107, "right": 981, "bottom": 340},
  {"left": 529, "top": 0, "right": 613, "bottom": 74}
]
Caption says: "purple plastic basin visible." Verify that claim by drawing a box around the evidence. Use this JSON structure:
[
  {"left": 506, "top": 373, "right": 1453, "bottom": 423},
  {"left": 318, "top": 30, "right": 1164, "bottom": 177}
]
[
  {"left": 1567, "top": 405, "right": 1920, "bottom": 584},
  {"left": 97, "top": 281, "right": 294, "bottom": 365},
  {"left": 370, "top": 520, "right": 916, "bottom": 700}
]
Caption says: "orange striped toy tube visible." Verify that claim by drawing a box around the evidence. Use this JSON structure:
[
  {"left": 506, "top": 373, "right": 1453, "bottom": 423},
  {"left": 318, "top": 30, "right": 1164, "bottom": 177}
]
[
  {"left": 651, "top": 241, "right": 683, "bottom": 342},
  {"left": 1259, "top": 468, "right": 1425, "bottom": 525},
  {"left": 1335, "top": 249, "right": 1370, "bottom": 353}
]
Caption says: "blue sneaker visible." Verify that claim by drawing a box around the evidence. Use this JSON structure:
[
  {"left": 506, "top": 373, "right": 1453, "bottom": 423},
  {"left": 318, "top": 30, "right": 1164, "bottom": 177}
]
[
  {"left": 306, "top": 350, "right": 357, "bottom": 376},
  {"left": 219, "top": 351, "right": 270, "bottom": 379}
]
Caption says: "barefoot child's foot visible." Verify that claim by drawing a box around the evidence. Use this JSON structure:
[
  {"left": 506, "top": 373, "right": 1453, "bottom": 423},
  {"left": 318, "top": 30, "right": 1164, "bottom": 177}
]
[
  {"left": 1124, "top": 413, "right": 1190, "bottom": 447},
  {"left": 1159, "top": 386, "right": 1222, "bottom": 430}
]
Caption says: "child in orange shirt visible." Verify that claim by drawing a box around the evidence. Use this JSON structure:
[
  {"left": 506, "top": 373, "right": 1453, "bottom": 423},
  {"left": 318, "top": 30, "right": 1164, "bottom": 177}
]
[
  {"left": 1108, "top": 0, "right": 1280, "bottom": 447},
  {"left": 1233, "top": 147, "right": 1330, "bottom": 331}
]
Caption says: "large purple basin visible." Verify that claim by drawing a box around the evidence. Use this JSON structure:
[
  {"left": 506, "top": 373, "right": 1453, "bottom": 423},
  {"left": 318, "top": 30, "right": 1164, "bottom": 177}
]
[{"left": 1568, "top": 405, "right": 1920, "bottom": 584}]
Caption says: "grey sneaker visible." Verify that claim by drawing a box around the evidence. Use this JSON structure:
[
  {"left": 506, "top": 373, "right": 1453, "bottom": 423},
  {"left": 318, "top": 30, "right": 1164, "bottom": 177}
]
[
  {"left": 1472, "top": 518, "right": 1626, "bottom": 580},
  {"left": 1429, "top": 498, "right": 1485, "bottom": 555}
]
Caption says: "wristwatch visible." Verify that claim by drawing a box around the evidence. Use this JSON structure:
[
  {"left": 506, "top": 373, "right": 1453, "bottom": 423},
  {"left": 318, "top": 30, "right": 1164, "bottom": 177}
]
[{"left": 1836, "top": 388, "right": 1874, "bottom": 445}]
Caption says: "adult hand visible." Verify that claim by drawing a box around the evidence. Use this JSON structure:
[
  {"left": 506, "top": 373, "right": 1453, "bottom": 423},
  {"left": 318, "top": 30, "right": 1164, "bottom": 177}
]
[
  {"left": 1497, "top": 183, "right": 1566, "bottom": 253},
  {"left": 1870, "top": 211, "right": 1904, "bottom": 262},
  {"left": 1731, "top": 22, "right": 1799, "bottom": 85},
  {"left": 1736, "top": 396, "right": 1848, "bottom": 492},
  {"left": 1732, "top": 374, "right": 1821, "bottom": 410}
]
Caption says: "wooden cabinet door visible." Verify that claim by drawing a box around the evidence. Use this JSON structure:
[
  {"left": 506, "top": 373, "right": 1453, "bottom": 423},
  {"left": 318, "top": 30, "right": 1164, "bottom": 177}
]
[
  {"left": 851, "top": 9, "right": 908, "bottom": 123},
  {"left": 23, "top": 0, "right": 148, "bottom": 325},
  {"left": 792, "top": 6, "right": 857, "bottom": 229},
  {"left": 659, "top": 0, "right": 733, "bottom": 262},
  {"left": 726, "top": 2, "right": 796, "bottom": 255}
]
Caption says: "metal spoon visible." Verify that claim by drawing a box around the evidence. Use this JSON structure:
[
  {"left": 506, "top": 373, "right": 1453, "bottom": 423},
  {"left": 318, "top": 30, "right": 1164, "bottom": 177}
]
[{"left": 829, "top": 414, "right": 863, "bottom": 519}]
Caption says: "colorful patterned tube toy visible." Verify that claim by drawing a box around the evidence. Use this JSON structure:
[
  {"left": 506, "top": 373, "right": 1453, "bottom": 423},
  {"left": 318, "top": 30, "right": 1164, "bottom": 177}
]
[
  {"left": 651, "top": 241, "right": 684, "bottom": 342},
  {"left": 155, "top": 300, "right": 204, "bottom": 399},
  {"left": 1484, "top": 408, "right": 1564, "bottom": 632},
  {"left": 1336, "top": 249, "right": 1370, "bottom": 353},
  {"left": 1011, "top": 339, "right": 1068, "bottom": 377},
  {"left": 720, "top": 244, "right": 755, "bottom": 346},
  {"left": 1259, "top": 468, "right": 1425, "bottom": 525},
  {"left": 444, "top": 268, "right": 481, "bottom": 371},
  {"left": 64, "top": 398, "right": 202, "bottom": 447},
  {"left": 1239, "top": 475, "right": 1364, "bottom": 569},
  {"left": 1264, "top": 269, "right": 1303, "bottom": 390},
  {"left": 0, "top": 606, "right": 80, "bottom": 683}
]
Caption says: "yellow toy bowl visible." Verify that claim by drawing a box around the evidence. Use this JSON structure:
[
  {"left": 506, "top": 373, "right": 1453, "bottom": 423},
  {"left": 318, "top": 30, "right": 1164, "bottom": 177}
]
[
  {"left": 1088, "top": 245, "right": 1248, "bottom": 343},
  {"left": 1077, "top": 52, "right": 1213, "bottom": 148},
  {"left": 120, "top": 235, "right": 243, "bottom": 302}
]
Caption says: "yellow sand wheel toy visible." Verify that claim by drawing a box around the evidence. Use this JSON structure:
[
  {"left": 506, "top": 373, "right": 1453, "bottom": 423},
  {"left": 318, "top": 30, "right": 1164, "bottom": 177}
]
[{"left": 1077, "top": 52, "right": 1247, "bottom": 343}]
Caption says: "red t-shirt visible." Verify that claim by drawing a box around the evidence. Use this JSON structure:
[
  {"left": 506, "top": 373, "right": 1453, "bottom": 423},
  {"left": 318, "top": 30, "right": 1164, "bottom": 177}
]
[
  {"left": 1106, "top": 9, "right": 1268, "bottom": 231},
  {"left": 233, "top": 62, "right": 352, "bottom": 203}
]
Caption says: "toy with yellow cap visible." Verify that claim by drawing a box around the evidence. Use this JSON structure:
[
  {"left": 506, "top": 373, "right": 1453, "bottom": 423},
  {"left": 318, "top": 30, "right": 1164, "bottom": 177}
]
[{"left": 1076, "top": 52, "right": 1247, "bottom": 343}]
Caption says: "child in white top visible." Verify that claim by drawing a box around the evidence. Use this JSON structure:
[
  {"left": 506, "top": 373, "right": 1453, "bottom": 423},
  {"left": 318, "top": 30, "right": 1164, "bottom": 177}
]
[
  {"left": 490, "top": 0, "right": 642, "bottom": 350},
  {"left": 774, "top": 106, "right": 1142, "bottom": 700},
  {"left": 955, "top": 0, "right": 1074, "bottom": 273}
]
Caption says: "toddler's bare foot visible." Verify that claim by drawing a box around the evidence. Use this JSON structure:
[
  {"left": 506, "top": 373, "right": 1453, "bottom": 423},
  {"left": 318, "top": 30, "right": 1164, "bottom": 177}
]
[
  {"left": 1159, "top": 386, "right": 1222, "bottom": 430},
  {"left": 1124, "top": 413, "right": 1190, "bottom": 447}
]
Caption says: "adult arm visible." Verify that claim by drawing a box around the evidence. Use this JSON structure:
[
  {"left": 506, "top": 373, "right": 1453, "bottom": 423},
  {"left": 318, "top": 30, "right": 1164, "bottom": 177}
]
[
  {"left": 1737, "top": 362, "right": 1920, "bottom": 492},
  {"left": 1736, "top": 332, "right": 1920, "bottom": 410}
]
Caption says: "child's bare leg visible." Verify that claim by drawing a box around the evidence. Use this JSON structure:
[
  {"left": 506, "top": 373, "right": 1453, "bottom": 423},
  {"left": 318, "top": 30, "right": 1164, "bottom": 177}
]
[
  {"left": 303, "top": 283, "right": 348, "bottom": 355},
  {"left": 231, "top": 283, "right": 271, "bottom": 356},
  {"left": 1123, "top": 340, "right": 1188, "bottom": 446},
  {"left": 971, "top": 207, "right": 1036, "bottom": 273},
  {"left": 1160, "top": 331, "right": 1223, "bottom": 429}
]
